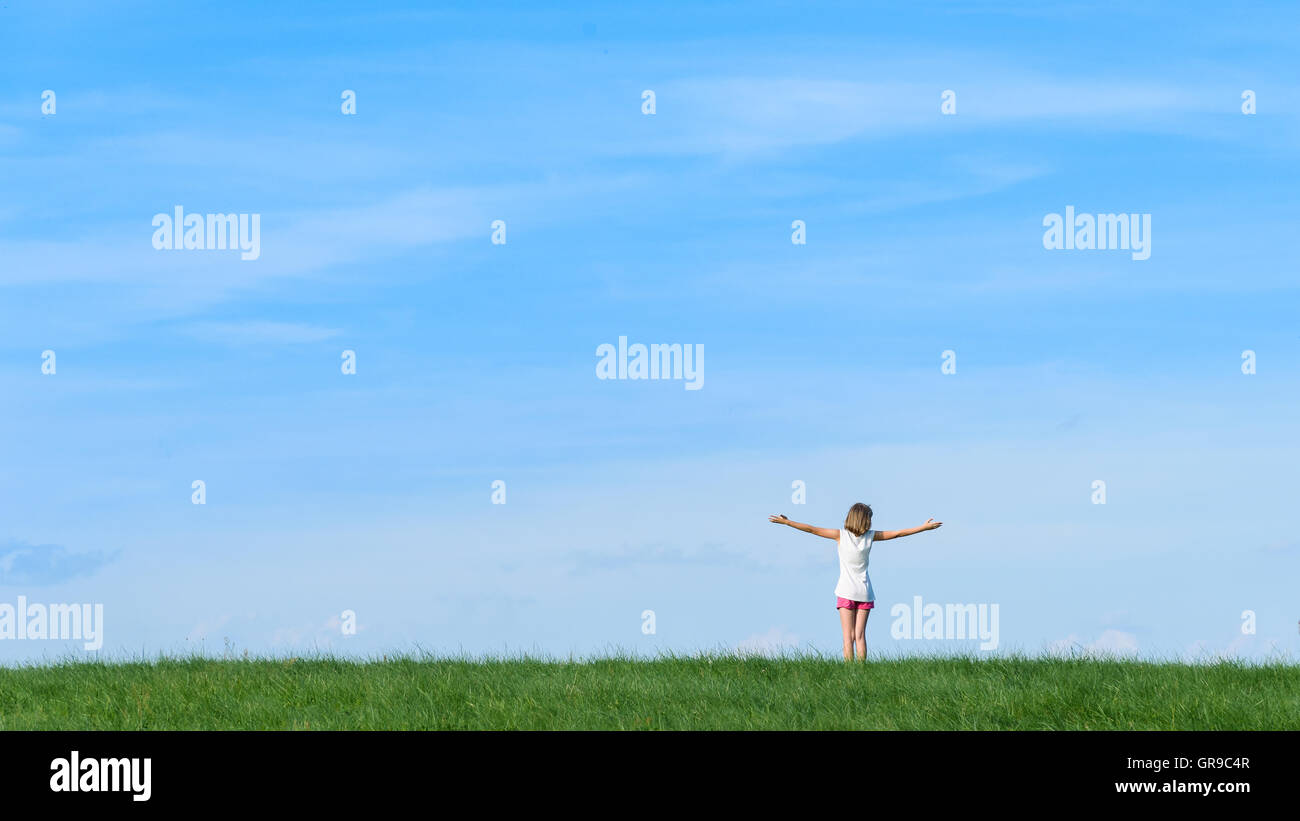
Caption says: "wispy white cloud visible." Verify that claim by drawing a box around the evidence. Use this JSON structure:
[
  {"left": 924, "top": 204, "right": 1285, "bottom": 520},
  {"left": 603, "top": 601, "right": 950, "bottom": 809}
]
[
  {"left": 182, "top": 321, "right": 343, "bottom": 345},
  {"left": 0, "top": 540, "right": 119, "bottom": 585},
  {"left": 737, "top": 627, "right": 801, "bottom": 656},
  {"left": 0, "top": 186, "right": 492, "bottom": 289},
  {"left": 624, "top": 72, "right": 1247, "bottom": 159},
  {"left": 1048, "top": 629, "right": 1139, "bottom": 657}
]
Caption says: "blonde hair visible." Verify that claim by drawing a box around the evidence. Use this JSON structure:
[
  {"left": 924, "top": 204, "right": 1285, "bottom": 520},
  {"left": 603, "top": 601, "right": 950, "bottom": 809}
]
[{"left": 843, "top": 503, "right": 873, "bottom": 537}]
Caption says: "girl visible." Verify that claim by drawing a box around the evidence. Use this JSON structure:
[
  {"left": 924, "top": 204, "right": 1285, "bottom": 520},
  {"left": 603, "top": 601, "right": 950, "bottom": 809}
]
[{"left": 769, "top": 504, "right": 942, "bottom": 660}]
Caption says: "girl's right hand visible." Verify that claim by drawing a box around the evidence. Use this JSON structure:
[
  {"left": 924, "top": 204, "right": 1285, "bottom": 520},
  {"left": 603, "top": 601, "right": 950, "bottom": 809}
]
[{"left": 768, "top": 514, "right": 790, "bottom": 524}]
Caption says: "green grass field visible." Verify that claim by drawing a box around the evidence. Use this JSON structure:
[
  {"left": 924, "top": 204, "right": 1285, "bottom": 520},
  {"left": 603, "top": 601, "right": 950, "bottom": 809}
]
[{"left": 2, "top": 654, "right": 1296, "bottom": 730}]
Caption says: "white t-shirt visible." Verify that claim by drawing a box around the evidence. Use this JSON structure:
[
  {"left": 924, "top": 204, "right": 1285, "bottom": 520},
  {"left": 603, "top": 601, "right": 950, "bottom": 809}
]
[{"left": 834, "top": 528, "right": 876, "bottom": 602}]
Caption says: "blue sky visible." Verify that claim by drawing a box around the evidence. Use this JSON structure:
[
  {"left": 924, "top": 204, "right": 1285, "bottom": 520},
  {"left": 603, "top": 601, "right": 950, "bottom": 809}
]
[{"left": 1, "top": 1, "right": 1297, "bottom": 663}]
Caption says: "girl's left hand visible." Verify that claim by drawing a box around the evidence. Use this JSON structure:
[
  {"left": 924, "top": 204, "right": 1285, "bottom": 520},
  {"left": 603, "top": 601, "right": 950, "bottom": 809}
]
[{"left": 923, "top": 518, "right": 943, "bottom": 530}]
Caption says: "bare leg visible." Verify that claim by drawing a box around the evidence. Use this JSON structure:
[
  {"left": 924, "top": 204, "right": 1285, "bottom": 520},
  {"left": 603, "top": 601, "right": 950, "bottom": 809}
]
[
  {"left": 838, "top": 607, "right": 856, "bottom": 660},
  {"left": 854, "top": 609, "right": 870, "bottom": 660}
]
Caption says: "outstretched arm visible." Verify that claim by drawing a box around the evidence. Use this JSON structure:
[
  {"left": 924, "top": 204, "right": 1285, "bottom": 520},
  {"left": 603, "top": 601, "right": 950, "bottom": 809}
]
[
  {"left": 768, "top": 514, "right": 839, "bottom": 540},
  {"left": 874, "top": 518, "right": 943, "bottom": 541}
]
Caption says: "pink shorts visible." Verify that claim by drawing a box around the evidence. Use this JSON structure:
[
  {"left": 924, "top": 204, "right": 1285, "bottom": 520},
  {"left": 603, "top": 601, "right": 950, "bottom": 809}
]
[{"left": 836, "top": 597, "right": 875, "bottom": 611}]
